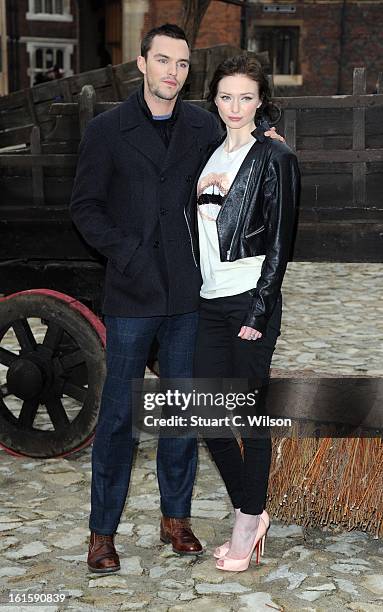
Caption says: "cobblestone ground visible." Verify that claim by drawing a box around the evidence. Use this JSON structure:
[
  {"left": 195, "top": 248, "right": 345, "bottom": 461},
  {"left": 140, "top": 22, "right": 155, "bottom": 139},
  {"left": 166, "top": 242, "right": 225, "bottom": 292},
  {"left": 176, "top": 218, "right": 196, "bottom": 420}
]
[{"left": 0, "top": 263, "right": 382, "bottom": 612}]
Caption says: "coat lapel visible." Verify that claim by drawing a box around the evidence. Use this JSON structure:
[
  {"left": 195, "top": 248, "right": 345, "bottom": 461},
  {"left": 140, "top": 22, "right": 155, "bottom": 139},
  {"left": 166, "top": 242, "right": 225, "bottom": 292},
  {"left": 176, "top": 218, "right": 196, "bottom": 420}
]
[
  {"left": 216, "top": 143, "right": 261, "bottom": 250},
  {"left": 119, "top": 92, "right": 210, "bottom": 172},
  {"left": 161, "top": 102, "right": 203, "bottom": 172},
  {"left": 119, "top": 93, "right": 167, "bottom": 169},
  {"left": 215, "top": 120, "right": 270, "bottom": 244}
]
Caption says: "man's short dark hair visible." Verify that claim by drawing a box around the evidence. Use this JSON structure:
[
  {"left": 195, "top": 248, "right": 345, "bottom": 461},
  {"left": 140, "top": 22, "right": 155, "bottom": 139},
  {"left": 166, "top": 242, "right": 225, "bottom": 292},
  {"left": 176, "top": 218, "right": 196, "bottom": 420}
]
[{"left": 141, "top": 24, "right": 189, "bottom": 58}]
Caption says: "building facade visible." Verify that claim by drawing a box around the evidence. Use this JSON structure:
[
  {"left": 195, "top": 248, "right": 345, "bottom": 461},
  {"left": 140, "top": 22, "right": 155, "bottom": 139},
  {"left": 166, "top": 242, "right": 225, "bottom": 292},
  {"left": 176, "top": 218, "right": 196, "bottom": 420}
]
[
  {"left": 5, "top": 0, "right": 79, "bottom": 91},
  {"left": 1, "top": 0, "right": 382, "bottom": 95},
  {"left": 138, "top": 0, "right": 383, "bottom": 95},
  {"left": 243, "top": 0, "right": 383, "bottom": 95}
]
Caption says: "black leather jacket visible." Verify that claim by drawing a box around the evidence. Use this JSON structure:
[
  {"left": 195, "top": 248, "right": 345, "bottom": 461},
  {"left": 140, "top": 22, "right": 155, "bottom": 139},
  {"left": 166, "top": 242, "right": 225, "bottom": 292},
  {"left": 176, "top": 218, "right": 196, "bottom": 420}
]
[{"left": 186, "top": 119, "right": 301, "bottom": 333}]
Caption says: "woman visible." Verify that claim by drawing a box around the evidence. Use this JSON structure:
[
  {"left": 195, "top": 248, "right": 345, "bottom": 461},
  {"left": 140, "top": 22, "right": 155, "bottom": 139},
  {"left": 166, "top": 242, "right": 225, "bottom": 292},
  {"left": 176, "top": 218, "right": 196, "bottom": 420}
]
[{"left": 193, "top": 55, "right": 300, "bottom": 572}]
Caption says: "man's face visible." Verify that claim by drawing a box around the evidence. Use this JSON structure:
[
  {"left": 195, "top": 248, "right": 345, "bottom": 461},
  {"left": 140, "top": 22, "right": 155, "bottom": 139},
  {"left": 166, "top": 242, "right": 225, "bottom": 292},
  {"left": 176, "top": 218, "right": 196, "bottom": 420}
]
[{"left": 137, "top": 35, "right": 190, "bottom": 101}]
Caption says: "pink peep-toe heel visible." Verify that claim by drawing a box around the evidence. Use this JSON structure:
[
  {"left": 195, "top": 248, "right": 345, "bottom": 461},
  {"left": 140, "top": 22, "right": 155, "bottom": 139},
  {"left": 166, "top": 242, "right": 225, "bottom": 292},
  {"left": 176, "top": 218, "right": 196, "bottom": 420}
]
[
  {"left": 215, "top": 510, "right": 270, "bottom": 572},
  {"left": 213, "top": 540, "right": 230, "bottom": 559}
]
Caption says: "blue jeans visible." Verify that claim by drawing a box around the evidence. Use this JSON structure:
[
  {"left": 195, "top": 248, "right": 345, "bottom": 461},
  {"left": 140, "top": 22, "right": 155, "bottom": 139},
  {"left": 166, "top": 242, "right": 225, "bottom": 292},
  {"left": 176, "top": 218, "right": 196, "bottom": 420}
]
[{"left": 89, "top": 312, "right": 199, "bottom": 535}]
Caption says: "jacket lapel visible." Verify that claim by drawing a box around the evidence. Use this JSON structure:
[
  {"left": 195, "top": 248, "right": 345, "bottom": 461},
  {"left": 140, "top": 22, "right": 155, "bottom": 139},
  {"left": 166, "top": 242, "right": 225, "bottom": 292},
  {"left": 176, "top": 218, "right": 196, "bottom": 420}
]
[
  {"left": 216, "top": 143, "right": 261, "bottom": 256},
  {"left": 119, "top": 93, "right": 167, "bottom": 169},
  {"left": 216, "top": 119, "right": 271, "bottom": 244},
  {"left": 161, "top": 102, "right": 203, "bottom": 172}
]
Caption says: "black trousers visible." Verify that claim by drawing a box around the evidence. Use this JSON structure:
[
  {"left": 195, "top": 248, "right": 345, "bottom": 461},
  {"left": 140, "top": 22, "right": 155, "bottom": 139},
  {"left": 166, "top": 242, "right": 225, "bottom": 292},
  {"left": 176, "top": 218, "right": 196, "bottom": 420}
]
[{"left": 194, "top": 291, "right": 282, "bottom": 515}]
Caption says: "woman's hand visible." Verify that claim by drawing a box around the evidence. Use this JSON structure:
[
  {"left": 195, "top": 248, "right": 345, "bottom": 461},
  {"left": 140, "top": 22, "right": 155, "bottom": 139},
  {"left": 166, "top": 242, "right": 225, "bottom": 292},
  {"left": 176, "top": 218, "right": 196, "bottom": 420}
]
[
  {"left": 264, "top": 126, "right": 285, "bottom": 143},
  {"left": 238, "top": 326, "right": 262, "bottom": 341}
]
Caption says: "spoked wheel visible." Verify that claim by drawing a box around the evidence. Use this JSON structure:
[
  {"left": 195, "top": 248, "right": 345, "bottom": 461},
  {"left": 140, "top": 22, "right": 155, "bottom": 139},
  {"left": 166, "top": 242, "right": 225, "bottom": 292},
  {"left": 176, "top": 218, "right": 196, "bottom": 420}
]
[{"left": 0, "top": 290, "right": 105, "bottom": 458}]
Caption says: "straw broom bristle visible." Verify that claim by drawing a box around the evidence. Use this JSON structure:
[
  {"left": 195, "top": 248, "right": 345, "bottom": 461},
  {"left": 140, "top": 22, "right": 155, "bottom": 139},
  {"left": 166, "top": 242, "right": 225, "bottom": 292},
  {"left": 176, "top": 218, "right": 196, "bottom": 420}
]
[{"left": 266, "top": 435, "right": 383, "bottom": 538}]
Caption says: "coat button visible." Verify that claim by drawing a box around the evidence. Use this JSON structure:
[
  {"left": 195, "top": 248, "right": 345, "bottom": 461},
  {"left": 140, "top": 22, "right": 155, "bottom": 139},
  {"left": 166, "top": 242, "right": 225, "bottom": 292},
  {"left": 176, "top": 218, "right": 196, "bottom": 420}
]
[
  {"left": 160, "top": 176, "right": 166, "bottom": 183},
  {"left": 153, "top": 240, "right": 160, "bottom": 248},
  {"left": 160, "top": 208, "right": 167, "bottom": 216}
]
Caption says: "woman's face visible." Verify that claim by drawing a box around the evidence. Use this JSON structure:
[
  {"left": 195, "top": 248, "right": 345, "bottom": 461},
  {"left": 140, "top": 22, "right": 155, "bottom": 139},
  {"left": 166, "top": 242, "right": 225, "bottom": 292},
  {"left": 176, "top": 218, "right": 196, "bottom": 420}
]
[{"left": 215, "top": 74, "right": 262, "bottom": 130}]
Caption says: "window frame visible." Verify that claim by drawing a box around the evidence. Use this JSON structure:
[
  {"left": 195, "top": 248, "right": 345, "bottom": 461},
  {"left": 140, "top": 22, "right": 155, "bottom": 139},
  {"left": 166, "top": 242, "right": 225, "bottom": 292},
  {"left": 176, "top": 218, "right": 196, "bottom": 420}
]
[
  {"left": 247, "top": 19, "right": 303, "bottom": 86},
  {"left": 26, "top": 0, "right": 73, "bottom": 22},
  {"left": 25, "top": 40, "right": 74, "bottom": 86}
]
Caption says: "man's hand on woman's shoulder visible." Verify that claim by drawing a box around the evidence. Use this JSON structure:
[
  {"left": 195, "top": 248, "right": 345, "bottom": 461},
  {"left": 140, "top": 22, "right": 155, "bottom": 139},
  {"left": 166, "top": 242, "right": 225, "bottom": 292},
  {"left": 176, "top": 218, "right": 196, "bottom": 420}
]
[{"left": 264, "top": 126, "right": 285, "bottom": 143}]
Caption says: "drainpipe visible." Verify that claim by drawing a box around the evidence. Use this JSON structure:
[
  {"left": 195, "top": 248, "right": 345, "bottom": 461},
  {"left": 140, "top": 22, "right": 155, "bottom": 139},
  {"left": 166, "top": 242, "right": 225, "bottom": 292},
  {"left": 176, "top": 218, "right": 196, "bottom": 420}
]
[
  {"left": 8, "top": 0, "right": 20, "bottom": 91},
  {"left": 240, "top": 0, "right": 248, "bottom": 50},
  {"left": 337, "top": 0, "right": 347, "bottom": 94}
]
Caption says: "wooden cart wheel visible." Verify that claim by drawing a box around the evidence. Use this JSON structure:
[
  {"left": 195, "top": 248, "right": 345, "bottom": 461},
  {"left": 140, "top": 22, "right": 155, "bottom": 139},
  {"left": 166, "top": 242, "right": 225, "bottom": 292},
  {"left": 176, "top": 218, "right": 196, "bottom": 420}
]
[{"left": 0, "top": 290, "right": 105, "bottom": 458}]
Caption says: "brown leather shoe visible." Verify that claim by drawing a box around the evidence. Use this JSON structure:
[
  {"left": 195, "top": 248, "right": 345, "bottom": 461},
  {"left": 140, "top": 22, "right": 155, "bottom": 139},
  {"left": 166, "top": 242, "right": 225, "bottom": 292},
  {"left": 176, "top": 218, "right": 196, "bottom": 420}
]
[
  {"left": 87, "top": 532, "right": 120, "bottom": 573},
  {"left": 160, "top": 516, "right": 203, "bottom": 555}
]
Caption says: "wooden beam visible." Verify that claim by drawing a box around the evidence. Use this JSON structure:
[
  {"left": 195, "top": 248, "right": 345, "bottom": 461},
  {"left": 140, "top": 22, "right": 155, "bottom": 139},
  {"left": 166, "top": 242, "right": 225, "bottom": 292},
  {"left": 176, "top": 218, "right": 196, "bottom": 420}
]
[
  {"left": 352, "top": 67, "right": 367, "bottom": 206},
  {"left": 298, "top": 149, "right": 383, "bottom": 163},
  {"left": 49, "top": 103, "right": 79, "bottom": 115},
  {"left": 376, "top": 72, "right": 383, "bottom": 94},
  {"left": 58, "top": 79, "right": 73, "bottom": 103},
  {"left": 30, "top": 126, "right": 44, "bottom": 207},
  {"left": 49, "top": 94, "right": 383, "bottom": 118},
  {"left": 78, "top": 85, "right": 96, "bottom": 138},
  {"left": 0, "top": 125, "right": 35, "bottom": 148},
  {"left": 106, "top": 64, "right": 121, "bottom": 101},
  {"left": 293, "top": 221, "right": 383, "bottom": 262},
  {"left": 274, "top": 94, "right": 383, "bottom": 109},
  {"left": 0, "top": 155, "right": 78, "bottom": 168},
  {"left": 26, "top": 89, "right": 38, "bottom": 126},
  {"left": 284, "top": 109, "right": 297, "bottom": 151},
  {"left": 0, "top": 148, "right": 382, "bottom": 170}
]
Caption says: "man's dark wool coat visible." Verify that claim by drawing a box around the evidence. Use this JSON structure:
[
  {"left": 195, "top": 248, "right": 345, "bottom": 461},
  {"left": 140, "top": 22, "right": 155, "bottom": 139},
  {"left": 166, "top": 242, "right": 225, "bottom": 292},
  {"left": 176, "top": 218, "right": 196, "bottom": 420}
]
[{"left": 70, "top": 89, "right": 220, "bottom": 317}]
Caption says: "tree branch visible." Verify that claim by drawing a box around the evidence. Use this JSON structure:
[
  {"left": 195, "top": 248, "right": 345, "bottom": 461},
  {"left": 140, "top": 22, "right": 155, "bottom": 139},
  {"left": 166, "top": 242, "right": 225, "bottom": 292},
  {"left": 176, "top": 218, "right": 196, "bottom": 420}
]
[
  {"left": 181, "top": 0, "right": 245, "bottom": 48},
  {"left": 181, "top": 1, "right": 213, "bottom": 47}
]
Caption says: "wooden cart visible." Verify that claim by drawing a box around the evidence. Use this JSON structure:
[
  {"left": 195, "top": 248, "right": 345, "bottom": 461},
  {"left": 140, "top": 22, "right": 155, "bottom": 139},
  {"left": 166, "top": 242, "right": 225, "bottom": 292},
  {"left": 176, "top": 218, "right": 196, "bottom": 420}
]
[{"left": 0, "top": 64, "right": 382, "bottom": 460}]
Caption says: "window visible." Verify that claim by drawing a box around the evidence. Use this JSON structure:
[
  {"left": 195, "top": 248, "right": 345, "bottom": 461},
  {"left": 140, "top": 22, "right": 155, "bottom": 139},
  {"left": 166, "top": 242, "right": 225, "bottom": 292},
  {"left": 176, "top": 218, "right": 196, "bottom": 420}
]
[
  {"left": 35, "top": 47, "right": 63, "bottom": 70},
  {"left": 34, "top": 0, "right": 63, "bottom": 14},
  {"left": 27, "top": 0, "right": 72, "bottom": 22},
  {"left": 248, "top": 26, "right": 301, "bottom": 84},
  {"left": 26, "top": 41, "right": 74, "bottom": 86}
]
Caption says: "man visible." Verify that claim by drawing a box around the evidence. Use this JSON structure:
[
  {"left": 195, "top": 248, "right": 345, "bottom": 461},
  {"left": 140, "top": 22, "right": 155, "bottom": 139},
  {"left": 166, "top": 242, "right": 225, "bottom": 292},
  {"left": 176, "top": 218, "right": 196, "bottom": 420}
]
[{"left": 70, "top": 23, "right": 282, "bottom": 573}]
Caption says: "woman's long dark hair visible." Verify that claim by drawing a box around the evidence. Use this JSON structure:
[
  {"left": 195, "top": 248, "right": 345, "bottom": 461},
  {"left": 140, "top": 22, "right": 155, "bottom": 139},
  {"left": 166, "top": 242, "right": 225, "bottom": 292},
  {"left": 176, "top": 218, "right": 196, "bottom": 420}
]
[{"left": 208, "top": 54, "right": 281, "bottom": 125}]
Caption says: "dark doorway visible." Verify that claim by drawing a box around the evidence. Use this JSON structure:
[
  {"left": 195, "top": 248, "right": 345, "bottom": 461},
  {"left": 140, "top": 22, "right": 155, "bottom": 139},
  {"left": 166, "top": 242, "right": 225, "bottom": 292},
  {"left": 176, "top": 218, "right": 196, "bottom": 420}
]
[{"left": 78, "top": 0, "right": 122, "bottom": 71}]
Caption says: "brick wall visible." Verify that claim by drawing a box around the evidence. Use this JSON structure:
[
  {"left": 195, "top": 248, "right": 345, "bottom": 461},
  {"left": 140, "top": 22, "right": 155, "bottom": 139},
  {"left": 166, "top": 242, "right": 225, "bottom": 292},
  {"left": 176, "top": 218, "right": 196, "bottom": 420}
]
[
  {"left": 142, "top": 0, "right": 182, "bottom": 33},
  {"left": 142, "top": 0, "right": 383, "bottom": 95},
  {"left": 341, "top": 2, "right": 383, "bottom": 94},
  {"left": 251, "top": 1, "right": 382, "bottom": 96},
  {"left": 143, "top": 0, "right": 241, "bottom": 49},
  {"left": 14, "top": 0, "right": 77, "bottom": 38},
  {"left": 249, "top": 1, "right": 343, "bottom": 96},
  {"left": 195, "top": 1, "right": 241, "bottom": 48}
]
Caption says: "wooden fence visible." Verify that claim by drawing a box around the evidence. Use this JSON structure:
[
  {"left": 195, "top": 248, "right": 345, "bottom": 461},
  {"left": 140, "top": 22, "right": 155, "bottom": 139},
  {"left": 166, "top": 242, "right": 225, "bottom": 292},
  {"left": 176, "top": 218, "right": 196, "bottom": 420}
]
[
  {"left": 0, "top": 45, "right": 267, "bottom": 149},
  {"left": 1, "top": 67, "right": 382, "bottom": 265}
]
